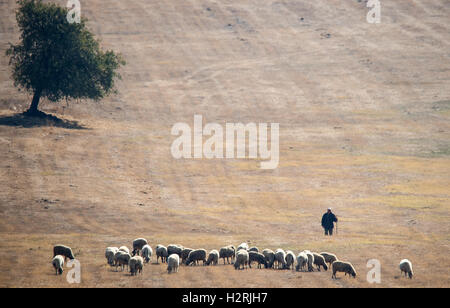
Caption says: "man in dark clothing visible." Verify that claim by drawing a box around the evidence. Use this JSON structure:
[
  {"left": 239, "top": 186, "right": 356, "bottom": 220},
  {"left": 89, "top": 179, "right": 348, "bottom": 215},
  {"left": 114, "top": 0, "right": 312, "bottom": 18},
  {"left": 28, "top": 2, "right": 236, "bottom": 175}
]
[{"left": 321, "top": 208, "right": 338, "bottom": 236}]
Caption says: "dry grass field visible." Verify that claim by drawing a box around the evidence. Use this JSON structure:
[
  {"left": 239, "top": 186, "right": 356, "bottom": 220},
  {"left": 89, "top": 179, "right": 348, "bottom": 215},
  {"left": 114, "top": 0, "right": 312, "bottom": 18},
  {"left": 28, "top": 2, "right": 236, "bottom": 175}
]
[{"left": 0, "top": 0, "right": 449, "bottom": 288}]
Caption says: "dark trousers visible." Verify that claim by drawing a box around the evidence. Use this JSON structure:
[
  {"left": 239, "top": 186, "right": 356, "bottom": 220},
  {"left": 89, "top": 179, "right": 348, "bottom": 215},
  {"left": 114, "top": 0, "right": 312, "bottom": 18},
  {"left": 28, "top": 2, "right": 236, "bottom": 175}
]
[{"left": 324, "top": 228, "right": 334, "bottom": 236}]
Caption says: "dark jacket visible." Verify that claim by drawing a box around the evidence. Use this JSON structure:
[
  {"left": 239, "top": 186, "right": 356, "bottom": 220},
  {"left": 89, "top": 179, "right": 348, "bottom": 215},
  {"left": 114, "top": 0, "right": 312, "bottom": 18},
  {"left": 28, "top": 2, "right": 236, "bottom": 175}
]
[{"left": 321, "top": 212, "right": 338, "bottom": 229}]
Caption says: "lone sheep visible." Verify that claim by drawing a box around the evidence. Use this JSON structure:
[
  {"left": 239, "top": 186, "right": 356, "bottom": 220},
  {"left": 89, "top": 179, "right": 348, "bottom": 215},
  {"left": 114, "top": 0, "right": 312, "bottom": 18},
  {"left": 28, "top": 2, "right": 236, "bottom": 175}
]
[
  {"left": 52, "top": 255, "right": 65, "bottom": 275},
  {"left": 320, "top": 252, "right": 338, "bottom": 266},
  {"left": 186, "top": 249, "right": 207, "bottom": 266},
  {"left": 249, "top": 251, "right": 268, "bottom": 269},
  {"left": 156, "top": 245, "right": 168, "bottom": 263},
  {"left": 331, "top": 261, "right": 357, "bottom": 279},
  {"left": 141, "top": 245, "right": 153, "bottom": 263},
  {"left": 313, "top": 252, "right": 328, "bottom": 271},
  {"left": 205, "top": 250, "right": 219, "bottom": 266},
  {"left": 219, "top": 246, "right": 235, "bottom": 264},
  {"left": 296, "top": 252, "right": 308, "bottom": 272},
  {"left": 132, "top": 238, "right": 148, "bottom": 256},
  {"left": 53, "top": 245, "right": 75, "bottom": 261},
  {"left": 399, "top": 259, "right": 413, "bottom": 279},
  {"left": 234, "top": 250, "right": 249, "bottom": 270},
  {"left": 167, "top": 254, "right": 180, "bottom": 273},
  {"left": 105, "top": 247, "right": 119, "bottom": 266},
  {"left": 129, "top": 256, "right": 144, "bottom": 276}
]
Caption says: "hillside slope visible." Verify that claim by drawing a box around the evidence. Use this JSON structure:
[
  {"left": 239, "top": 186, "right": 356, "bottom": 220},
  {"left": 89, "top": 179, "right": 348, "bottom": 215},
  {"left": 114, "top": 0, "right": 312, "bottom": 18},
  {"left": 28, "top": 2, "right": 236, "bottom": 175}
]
[{"left": 0, "top": 0, "right": 449, "bottom": 287}]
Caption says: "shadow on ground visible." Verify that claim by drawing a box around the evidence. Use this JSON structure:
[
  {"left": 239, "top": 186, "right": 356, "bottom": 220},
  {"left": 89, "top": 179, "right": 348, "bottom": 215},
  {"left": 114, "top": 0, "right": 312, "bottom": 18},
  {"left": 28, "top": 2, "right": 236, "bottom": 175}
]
[{"left": 0, "top": 112, "right": 87, "bottom": 129}]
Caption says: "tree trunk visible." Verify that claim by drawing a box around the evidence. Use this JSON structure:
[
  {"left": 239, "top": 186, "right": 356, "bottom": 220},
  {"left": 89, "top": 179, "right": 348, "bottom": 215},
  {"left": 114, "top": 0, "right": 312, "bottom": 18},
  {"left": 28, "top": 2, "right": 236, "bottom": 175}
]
[{"left": 26, "top": 89, "right": 42, "bottom": 115}]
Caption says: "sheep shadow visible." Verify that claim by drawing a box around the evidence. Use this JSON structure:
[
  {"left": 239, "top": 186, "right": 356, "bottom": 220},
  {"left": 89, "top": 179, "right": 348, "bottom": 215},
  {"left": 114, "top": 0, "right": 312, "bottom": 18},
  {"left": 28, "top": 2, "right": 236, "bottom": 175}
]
[{"left": 0, "top": 111, "right": 87, "bottom": 129}]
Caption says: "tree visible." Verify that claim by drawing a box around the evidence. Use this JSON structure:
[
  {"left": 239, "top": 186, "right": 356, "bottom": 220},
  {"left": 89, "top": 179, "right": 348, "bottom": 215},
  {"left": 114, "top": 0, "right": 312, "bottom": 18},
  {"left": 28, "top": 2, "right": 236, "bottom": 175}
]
[{"left": 6, "top": 0, "right": 125, "bottom": 116}]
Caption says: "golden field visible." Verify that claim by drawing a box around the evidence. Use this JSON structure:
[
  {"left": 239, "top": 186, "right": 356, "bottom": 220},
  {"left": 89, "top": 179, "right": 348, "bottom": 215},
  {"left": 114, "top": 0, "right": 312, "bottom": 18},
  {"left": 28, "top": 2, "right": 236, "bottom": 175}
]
[{"left": 0, "top": 0, "right": 449, "bottom": 287}]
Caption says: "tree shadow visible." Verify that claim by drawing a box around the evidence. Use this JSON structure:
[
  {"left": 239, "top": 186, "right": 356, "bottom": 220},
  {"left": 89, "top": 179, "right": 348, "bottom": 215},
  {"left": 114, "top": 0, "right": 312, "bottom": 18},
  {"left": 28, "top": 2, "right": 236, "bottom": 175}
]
[{"left": 0, "top": 111, "right": 87, "bottom": 129}]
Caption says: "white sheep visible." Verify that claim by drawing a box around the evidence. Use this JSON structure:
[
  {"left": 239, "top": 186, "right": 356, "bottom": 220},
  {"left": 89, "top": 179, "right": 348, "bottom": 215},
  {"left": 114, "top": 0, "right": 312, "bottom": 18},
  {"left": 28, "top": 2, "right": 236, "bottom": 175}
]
[
  {"left": 285, "top": 250, "right": 296, "bottom": 270},
  {"left": 295, "top": 252, "right": 308, "bottom": 272},
  {"left": 399, "top": 259, "right": 413, "bottom": 279},
  {"left": 302, "top": 250, "right": 315, "bottom": 272},
  {"left": 331, "top": 261, "right": 357, "bottom": 279},
  {"left": 129, "top": 256, "right": 144, "bottom": 275},
  {"left": 167, "top": 254, "right": 180, "bottom": 273},
  {"left": 105, "top": 247, "right": 119, "bottom": 266},
  {"left": 141, "top": 245, "right": 153, "bottom": 263},
  {"left": 205, "top": 250, "right": 219, "bottom": 266},
  {"left": 274, "top": 249, "right": 287, "bottom": 269},
  {"left": 156, "top": 245, "right": 168, "bottom": 263},
  {"left": 119, "top": 246, "right": 130, "bottom": 254},
  {"left": 234, "top": 250, "right": 249, "bottom": 270},
  {"left": 237, "top": 243, "right": 249, "bottom": 252},
  {"left": 52, "top": 255, "right": 65, "bottom": 275}
]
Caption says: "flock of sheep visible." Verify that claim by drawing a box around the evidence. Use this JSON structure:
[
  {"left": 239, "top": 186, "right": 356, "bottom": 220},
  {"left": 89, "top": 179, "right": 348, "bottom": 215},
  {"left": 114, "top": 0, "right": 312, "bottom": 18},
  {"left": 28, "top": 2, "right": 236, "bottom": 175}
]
[{"left": 51, "top": 239, "right": 414, "bottom": 281}]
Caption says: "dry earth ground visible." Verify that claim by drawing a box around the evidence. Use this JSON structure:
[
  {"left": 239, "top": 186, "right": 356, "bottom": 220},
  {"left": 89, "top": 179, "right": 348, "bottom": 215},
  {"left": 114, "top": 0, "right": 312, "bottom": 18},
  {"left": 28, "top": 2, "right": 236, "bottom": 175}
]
[{"left": 0, "top": 0, "right": 449, "bottom": 287}]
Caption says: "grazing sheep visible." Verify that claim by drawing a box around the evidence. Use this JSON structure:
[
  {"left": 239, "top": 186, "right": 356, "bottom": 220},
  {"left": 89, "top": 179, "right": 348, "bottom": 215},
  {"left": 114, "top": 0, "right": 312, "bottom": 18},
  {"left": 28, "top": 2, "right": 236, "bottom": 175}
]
[
  {"left": 105, "top": 247, "right": 119, "bottom": 266},
  {"left": 219, "top": 246, "right": 235, "bottom": 264},
  {"left": 313, "top": 253, "right": 328, "bottom": 271},
  {"left": 114, "top": 251, "right": 131, "bottom": 271},
  {"left": 129, "top": 256, "right": 144, "bottom": 276},
  {"left": 53, "top": 245, "right": 75, "bottom": 261},
  {"left": 262, "top": 249, "right": 275, "bottom": 269},
  {"left": 237, "top": 243, "right": 249, "bottom": 252},
  {"left": 249, "top": 247, "right": 259, "bottom": 253},
  {"left": 399, "top": 259, "right": 413, "bottom": 279},
  {"left": 205, "top": 250, "right": 219, "bottom": 266},
  {"left": 141, "top": 245, "right": 153, "bottom": 263},
  {"left": 295, "top": 252, "right": 308, "bottom": 272},
  {"left": 52, "top": 255, "right": 65, "bottom": 275},
  {"left": 181, "top": 248, "right": 194, "bottom": 264},
  {"left": 234, "top": 250, "right": 249, "bottom": 270},
  {"left": 167, "top": 254, "right": 180, "bottom": 273},
  {"left": 331, "top": 261, "right": 357, "bottom": 279},
  {"left": 168, "top": 244, "right": 184, "bottom": 257},
  {"left": 274, "top": 249, "right": 287, "bottom": 269},
  {"left": 320, "top": 252, "right": 338, "bottom": 266},
  {"left": 249, "top": 251, "right": 268, "bottom": 269},
  {"left": 285, "top": 251, "right": 296, "bottom": 270},
  {"left": 303, "top": 250, "right": 315, "bottom": 272},
  {"left": 119, "top": 246, "right": 130, "bottom": 254},
  {"left": 186, "top": 249, "right": 207, "bottom": 266},
  {"left": 156, "top": 245, "right": 168, "bottom": 263},
  {"left": 132, "top": 238, "right": 148, "bottom": 256}
]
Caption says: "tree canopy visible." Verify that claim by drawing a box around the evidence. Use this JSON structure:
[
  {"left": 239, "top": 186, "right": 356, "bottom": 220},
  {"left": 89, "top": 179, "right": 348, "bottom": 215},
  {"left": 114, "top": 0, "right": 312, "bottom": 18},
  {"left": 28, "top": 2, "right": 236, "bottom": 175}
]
[{"left": 6, "top": 0, "right": 125, "bottom": 115}]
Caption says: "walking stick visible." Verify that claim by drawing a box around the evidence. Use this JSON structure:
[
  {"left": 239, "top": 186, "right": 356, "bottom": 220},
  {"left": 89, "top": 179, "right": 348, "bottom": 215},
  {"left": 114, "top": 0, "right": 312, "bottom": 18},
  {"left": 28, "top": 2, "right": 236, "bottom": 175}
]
[{"left": 336, "top": 221, "right": 338, "bottom": 235}]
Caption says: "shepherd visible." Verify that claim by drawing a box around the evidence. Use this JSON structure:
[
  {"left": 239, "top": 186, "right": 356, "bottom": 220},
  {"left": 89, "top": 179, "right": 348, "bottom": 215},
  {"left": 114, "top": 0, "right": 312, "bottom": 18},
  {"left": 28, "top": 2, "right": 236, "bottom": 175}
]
[{"left": 321, "top": 208, "right": 338, "bottom": 236}]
